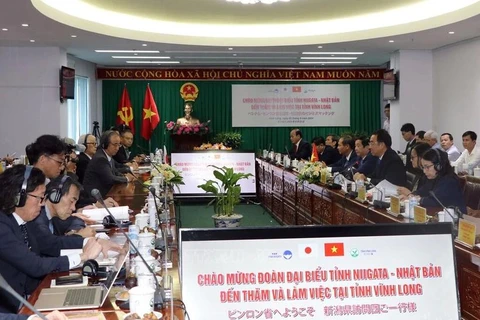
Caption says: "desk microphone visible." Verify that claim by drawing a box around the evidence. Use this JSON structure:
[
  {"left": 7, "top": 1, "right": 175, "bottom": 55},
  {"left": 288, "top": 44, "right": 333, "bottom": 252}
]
[
  {"left": 367, "top": 183, "right": 388, "bottom": 209},
  {"left": 91, "top": 189, "right": 164, "bottom": 306},
  {"left": 0, "top": 273, "right": 47, "bottom": 320},
  {"left": 428, "top": 190, "right": 463, "bottom": 222}
]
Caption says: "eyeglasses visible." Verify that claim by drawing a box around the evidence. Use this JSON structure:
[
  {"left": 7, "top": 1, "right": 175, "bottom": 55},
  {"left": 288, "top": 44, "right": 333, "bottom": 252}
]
[
  {"left": 47, "top": 156, "right": 65, "bottom": 166},
  {"left": 86, "top": 142, "right": 97, "bottom": 145},
  {"left": 421, "top": 164, "right": 435, "bottom": 170},
  {"left": 28, "top": 193, "right": 45, "bottom": 202},
  {"left": 368, "top": 141, "right": 378, "bottom": 145},
  {"left": 109, "top": 143, "right": 121, "bottom": 147}
]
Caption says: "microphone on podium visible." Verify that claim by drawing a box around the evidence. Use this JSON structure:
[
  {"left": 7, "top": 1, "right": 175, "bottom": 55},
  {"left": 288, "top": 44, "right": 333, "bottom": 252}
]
[
  {"left": 0, "top": 273, "right": 48, "bottom": 320},
  {"left": 90, "top": 189, "right": 164, "bottom": 306}
]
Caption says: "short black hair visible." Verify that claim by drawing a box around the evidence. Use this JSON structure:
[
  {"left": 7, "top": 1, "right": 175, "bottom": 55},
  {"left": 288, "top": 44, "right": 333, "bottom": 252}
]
[
  {"left": 440, "top": 133, "right": 453, "bottom": 141},
  {"left": 417, "top": 130, "right": 426, "bottom": 139},
  {"left": 326, "top": 134, "right": 339, "bottom": 147},
  {"left": 463, "top": 131, "right": 477, "bottom": 141},
  {"left": 400, "top": 123, "right": 415, "bottom": 135},
  {"left": 355, "top": 135, "right": 369, "bottom": 148},
  {"left": 0, "top": 165, "right": 46, "bottom": 214},
  {"left": 372, "top": 129, "right": 392, "bottom": 148},
  {"left": 340, "top": 135, "right": 355, "bottom": 150},
  {"left": 26, "top": 135, "right": 67, "bottom": 165},
  {"left": 293, "top": 129, "right": 302, "bottom": 138},
  {"left": 385, "top": 103, "right": 390, "bottom": 109},
  {"left": 46, "top": 175, "right": 83, "bottom": 202},
  {"left": 412, "top": 142, "right": 431, "bottom": 159},
  {"left": 313, "top": 136, "right": 326, "bottom": 146}
]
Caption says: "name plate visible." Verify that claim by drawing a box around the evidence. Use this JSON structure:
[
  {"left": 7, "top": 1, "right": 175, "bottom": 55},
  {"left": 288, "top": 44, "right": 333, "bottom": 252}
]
[
  {"left": 357, "top": 186, "right": 366, "bottom": 202},
  {"left": 390, "top": 196, "right": 401, "bottom": 215},
  {"left": 457, "top": 219, "right": 476, "bottom": 247},
  {"left": 413, "top": 206, "right": 427, "bottom": 223}
]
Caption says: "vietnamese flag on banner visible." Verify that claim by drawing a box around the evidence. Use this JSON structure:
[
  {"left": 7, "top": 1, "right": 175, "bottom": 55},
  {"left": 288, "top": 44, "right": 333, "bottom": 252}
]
[
  {"left": 141, "top": 84, "right": 160, "bottom": 141},
  {"left": 292, "top": 86, "right": 302, "bottom": 92},
  {"left": 310, "top": 143, "right": 319, "bottom": 162},
  {"left": 116, "top": 85, "right": 135, "bottom": 133},
  {"left": 324, "top": 243, "right": 344, "bottom": 257}
]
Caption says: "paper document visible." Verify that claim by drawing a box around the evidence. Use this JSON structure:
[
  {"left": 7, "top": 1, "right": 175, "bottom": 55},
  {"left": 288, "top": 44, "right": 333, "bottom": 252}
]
[
  {"left": 81, "top": 206, "right": 129, "bottom": 222},
  {"left": 369, "top": 179, "right": 400, "bottom": 197}
]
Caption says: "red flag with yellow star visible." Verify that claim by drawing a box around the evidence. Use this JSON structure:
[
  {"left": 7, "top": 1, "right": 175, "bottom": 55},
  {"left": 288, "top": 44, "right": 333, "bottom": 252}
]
[
  {"left": 116, "top": 85, "right": 134, "bottom": 133},
  {"left": 141, "top": 84, "right": 160, "bottom": 140},
  {"left": 310, "top": 143, "right": 319, "bottom": 162}
]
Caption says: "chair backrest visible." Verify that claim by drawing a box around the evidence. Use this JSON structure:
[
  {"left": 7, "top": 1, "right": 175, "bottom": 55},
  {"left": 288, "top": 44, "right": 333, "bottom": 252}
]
[
  {"left": 461, "top": 176, "right": 480, "bottom": 210},
  {"left": 406, "top": 171, "right": 416, "bottom": 191}
]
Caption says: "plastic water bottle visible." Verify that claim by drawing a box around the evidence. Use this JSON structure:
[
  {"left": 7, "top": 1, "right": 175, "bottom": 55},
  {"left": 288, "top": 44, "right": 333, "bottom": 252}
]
[
  {"left": 148, "top": 198, "right": 158, "bottom": 229},
  {"left": 128, "top": 225, "right": 139, "bottom": 254},
  {"left": 409, "top": 195, "right": 419, "bottom": 216}
]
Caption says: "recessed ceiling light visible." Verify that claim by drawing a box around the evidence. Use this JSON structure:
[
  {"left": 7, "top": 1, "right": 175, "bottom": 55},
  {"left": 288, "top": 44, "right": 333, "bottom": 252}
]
[
  {"left": 112, "top": 56, "right": 170, "bottom": 59},
  {"left": 71, "top": 35, "right": 77, "bottom": 38},
  {"left": 126, "top": 61, "right": 179, "bottom": 64},
  {"left": 317, "top": 46, "right": 323, "bottom": 49},
  {"left": 21, "top": 23, "right": 29, "bottom": 27},
  {"left": 142, "top": 44, "right": 147, "bottom": 47},
  {"left": 1, "top": 28, "right": 7, "bottom": 31},
  {"left": 448, "top": 31, "right": 455, "bottom": 34},
  {"left": 95, "top": 50, "right": 160, "bottom": 53},
  {"left": 233, "top": 54, "right": 237, "bottom": 56},
  {"left": 301, "top": 57, "right": 357, "bottom": 60},
  {"left": 134, "top": 53, "right": 138, "bottom": 56},
  {"left": 331, "top": 54, "right": 335, "bottom": 56},
  {"left": 389, "top": 40, "right": 395, "bottom": 43},
  {"left": 29, "top": 39, "right": 35, "bottom": 42},
  {"left": 228, "top": 48, "right": 233, "bottom": 50},
  {"left": 299, "top": 61, "right": 352, "bottom": 64},
  {"left": 302, "top": 52, "right": 364, "bottom": 55}
]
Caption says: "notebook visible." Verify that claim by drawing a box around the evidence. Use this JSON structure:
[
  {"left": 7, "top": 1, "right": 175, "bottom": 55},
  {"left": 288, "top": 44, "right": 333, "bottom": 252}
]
[{"left": 34, "top": 250, "right": 128, "bottom": 311}]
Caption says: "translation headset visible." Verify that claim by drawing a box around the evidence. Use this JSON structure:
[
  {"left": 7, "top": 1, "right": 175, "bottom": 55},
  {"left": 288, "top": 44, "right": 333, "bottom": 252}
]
[
  {"left": 83, "top": 133, "right": 91, "bottom": 147},
  {"left": 433, "top": 148, "right": 443, "bottom": 172},
  {"left": 82, "top": 259, "right": 107, "bottom": 277},
  {"left": 100, "top": 130, "right": 116, "bottom": 150},
  {"left": 14, "top": 166, "right": 33, "bottom": 207},
  {"left": 47, "top": 175, "right": 70, "bottom": 204}
]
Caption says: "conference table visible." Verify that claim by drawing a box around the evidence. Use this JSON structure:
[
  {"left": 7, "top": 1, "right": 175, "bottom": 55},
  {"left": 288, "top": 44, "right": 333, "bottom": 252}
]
[
  {"left": 21, "top": 177, "right": 184, "bottom": 320},
  {"left": 256, "top": 158, "right": 480, "bottom": 320}
]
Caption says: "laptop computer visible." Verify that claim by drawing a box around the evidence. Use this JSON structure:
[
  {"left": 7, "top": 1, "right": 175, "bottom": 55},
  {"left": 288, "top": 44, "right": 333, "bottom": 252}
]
[{"left": 34, "top": 250, "right": 128, "bottom": 311}]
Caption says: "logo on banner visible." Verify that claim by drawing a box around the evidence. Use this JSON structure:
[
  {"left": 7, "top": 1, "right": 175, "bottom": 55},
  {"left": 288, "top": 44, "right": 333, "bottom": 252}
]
[
  {"left": 292, "top": 86, "right": 302, "bottom": 92},
  {"left": 283, "top": 250, "right": 293, "bottom": 260},
  {"left": 350, "top": 248, "right": 359, "bottom": 258},
  {"left": 180, "top": 82, "right": 199, "bottom": 102},
  {"left": 298, "top": 244, "right": 318, "bottom": 258},
  {"left": 324, "top": 243, "right": 345, "bottom": 257}
]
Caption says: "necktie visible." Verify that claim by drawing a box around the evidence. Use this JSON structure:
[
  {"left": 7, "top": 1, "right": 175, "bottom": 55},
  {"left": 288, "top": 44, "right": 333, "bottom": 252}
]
[
  {"left": 19, "top": 224, "right": 30, "bottom": 248},
  {"left": 294, "top": 144, "right": 298, "bottom": 153},
  {"left": 48, "top": 220, "right": 54, "bottom": 234}
]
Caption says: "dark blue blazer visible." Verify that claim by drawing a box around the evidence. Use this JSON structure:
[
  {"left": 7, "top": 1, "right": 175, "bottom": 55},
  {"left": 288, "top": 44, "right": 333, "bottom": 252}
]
[
  {"left": 76, "top": 152, "right": 90, "bottom": 184},
  {"left": 368, "top": 148, "right": 407, "bottom": 187},
  {"left": 28, "top": 207, "right": 84, "bottom": 257},
  {"left": 289, "top": 139, "right": 312, "bottom": 161},
  {"left": 0, "top": 212, "right": 69, "bottom": 313},
  {"left": 319, "top": 145, "right": 341, "bottom": 165},
  {"left": 0, "top": 314, "right": 28, "bottom": 320},
  {"left": 355, "top": 152, "right": 377, "bottom": 176},
  {"left": 414, "top": 174, "right": 467, "bottom": 214},
  {"left": 330, "top": 151, "right": 358, "bottom": 173}
]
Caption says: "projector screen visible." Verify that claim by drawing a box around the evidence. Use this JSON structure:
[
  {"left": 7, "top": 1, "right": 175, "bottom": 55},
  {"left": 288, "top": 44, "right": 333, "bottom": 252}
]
[
  {"left": 171, "top": 151, "right": 256, "bottom": 197},
  {"left": 180, "top": 224, "right": 459, "bottom": 320}
]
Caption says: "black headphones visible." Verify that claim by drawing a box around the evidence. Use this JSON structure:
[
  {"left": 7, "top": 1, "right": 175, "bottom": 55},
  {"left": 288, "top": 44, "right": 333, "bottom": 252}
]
[
  {"left": 47, "top": 175, "right": 70, "bottom": 204},
  {"left": 15, "top": 166, "right": 32, "bottom": 207},
  {"left": 82, "top": 259, "right": 108, "bottom": 277},
  {"left": 433, "top": 148, "right": 443, "bottom": 172},
  {"left": 100, "top": 130, "right": 116, "bottom": 150},
  {"left": 83, "top": 134, "right": 91, "bottom": 147}
]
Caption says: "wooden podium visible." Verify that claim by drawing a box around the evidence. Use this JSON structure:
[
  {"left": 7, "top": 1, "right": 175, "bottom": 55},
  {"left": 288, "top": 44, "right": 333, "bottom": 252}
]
[{"left": 171, "top": 134, "right": 204, "bottom": 151}]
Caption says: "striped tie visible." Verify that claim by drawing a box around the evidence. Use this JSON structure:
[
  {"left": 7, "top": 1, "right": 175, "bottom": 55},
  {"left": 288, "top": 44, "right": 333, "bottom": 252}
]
[{"left": 19, "top": 224, "right": 30, "bottom": 248}]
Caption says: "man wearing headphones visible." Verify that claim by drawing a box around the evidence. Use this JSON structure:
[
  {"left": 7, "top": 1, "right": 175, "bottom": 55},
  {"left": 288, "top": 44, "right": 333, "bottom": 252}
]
[
  {"left": 29, "top": 175, "right": 123, "bottom": 258},
  {"left": 83, "top": 130, "right": 134, "bottom": 198},
  {"left": 25, "top": 135, "right": 66, "bottom": 181},
  {"left": 0, "top": 165, "right": 102, "bottom": 313},
  {"left": 76, "top": 133, "right": 97, "bottom": 184}
]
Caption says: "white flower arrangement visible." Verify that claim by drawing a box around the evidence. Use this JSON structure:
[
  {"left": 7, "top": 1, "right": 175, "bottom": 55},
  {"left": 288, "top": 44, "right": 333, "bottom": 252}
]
[
  {"left": 297, "top": 161, "right": 329, "bottom": 184},
  {"left": 151, "top": 163, "right": 184, "bottom": 185}
]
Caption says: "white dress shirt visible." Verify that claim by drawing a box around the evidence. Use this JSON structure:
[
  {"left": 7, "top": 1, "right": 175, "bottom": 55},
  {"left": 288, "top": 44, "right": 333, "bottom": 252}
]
[
  {"left": 452, "top": 144, "right": 480, "bottom": 173},
  {"left": 383, "top": 119, "right": 390, "bottom": 133},
  {"left": 444, "top": 145, "right": 461, "bottom": 162}
]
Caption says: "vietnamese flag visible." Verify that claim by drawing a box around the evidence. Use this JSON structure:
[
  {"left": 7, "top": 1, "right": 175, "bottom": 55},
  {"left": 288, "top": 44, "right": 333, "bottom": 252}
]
[
  {"left": 141, "top": 84, "right": 160, "bottom": 141},
  {"left": 310, "top": 143, "right": 319, "bottom": 162},
  {"left": 324, "top": 243, "right": 344, "bottom": 257},
  {"left": 292, "top": 86, "right": 302, "bottom": 92},
  {"left": 116, "top": 85, "right": 135, "bottom": 133}
]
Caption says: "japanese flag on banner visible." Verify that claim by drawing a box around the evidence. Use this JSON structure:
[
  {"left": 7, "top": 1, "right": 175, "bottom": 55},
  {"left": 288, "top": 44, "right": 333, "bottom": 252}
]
[{"left": 298, "top": 244, "right": 318, "bottom": 258}]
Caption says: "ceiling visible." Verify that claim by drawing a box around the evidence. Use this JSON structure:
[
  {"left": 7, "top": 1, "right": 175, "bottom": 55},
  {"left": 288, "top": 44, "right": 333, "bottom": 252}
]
[{"left": 1, "top": 0, "right": 480, "bottom": 67}]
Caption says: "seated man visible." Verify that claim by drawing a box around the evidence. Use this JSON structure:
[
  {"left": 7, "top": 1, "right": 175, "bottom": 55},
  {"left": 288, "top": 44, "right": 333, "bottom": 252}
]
[
  {"left": 326, "top": 134, "right": 339, "bottom": 150},
  {"left": 400, "top": 123, "right": 417, "bottom": 172},
  {"left": 113, "top": 126, "right": 144, "bottom": 167},
  {"left": 354, "top": 136, "right": 377, "bottom": 176},
  {"left": 424, "top": 130, "right": 441, "bottom": 149},
  {"left": 312, "top": 136, "right": 341, "bottom": 165},
  {"left": 288, "top": 129, "right": 311, "bottom": 161},
  {"left": 452, "top": 131, "right": 480, "bottom": 174},
  {"left": 83, "top": 130, "right": 134, "bottom": 198},
  {"left": 26, "top": 135, "right": 66, "bottom": 181},
  {"left": 0, "top": 165, "right": 102, "bottom": 313},
  {"left": 29, "top": 175, "right": 122, "bottom": 258},
  {"left": 440, "top": 133, "right": 461, "bottom": 162},
  {"left": 354, "top": 129, "right": 407, "bottom": 187},
  {"left": 76, "top": 133, "right": 97, "bottom": 184},
  {"left": 329, "top": 135, "right": 358, "bottom": 174}
]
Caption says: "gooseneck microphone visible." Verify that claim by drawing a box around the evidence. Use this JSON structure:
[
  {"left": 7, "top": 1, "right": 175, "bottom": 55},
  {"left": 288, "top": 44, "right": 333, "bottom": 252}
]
[
  {"left": 0, "top": 273, "right": 48, "bottom": 320},
  {"left": 428, "top": 190, "right": 463, "bottom": 221},
  {"left": 91, "top": 189, "right": 164, "bottom": 306}
]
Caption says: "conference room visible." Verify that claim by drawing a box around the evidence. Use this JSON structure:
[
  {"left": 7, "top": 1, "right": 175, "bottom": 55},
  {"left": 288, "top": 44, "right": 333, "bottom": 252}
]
[{"left": 2, "top": 0, "right": 480, "bottom": 319}]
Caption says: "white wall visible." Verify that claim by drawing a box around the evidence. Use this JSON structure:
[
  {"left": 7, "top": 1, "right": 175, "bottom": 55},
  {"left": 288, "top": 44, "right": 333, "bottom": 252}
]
[
  {"left": 390, "top": 50, "right": 433, "bottom": 151},
  {"left": 433, "top": 37, "right": 480, "bottom": 151},
  {"left": 0, "top": 47, "right": 67, "bottom": 156}
]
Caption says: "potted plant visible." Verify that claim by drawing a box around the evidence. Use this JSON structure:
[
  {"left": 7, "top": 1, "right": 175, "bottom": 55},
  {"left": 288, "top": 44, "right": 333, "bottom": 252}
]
[
  {"left": 197, "top": 165, "right": 253, "bottom": 228},
  {"left": 213, "top": 132, "right": 242, "bottom": 150}
]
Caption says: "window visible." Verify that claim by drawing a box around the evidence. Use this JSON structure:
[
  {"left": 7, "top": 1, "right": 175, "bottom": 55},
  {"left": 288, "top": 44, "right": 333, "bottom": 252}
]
[{"left": 67, "top": 76, "right": 89, "bottom": 142}]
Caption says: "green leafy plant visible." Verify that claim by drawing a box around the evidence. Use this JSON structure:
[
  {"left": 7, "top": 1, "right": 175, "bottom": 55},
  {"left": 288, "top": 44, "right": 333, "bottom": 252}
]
[
  {"left": 197, "top": 165, "right": 253, "bottom": 217},
  {"left": 212, "top": 132, "right": 242, "bottom": 149}
]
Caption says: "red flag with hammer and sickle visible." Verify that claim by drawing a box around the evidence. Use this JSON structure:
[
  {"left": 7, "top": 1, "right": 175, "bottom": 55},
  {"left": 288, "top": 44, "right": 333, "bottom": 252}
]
[{"left": 116, "top": 85, "right": 135, "bottom": 133}]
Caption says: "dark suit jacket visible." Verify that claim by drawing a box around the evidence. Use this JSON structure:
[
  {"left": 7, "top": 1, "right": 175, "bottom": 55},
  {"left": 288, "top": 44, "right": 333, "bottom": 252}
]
[
  {"left": 414, "top": 174, "right": 467, "bottom": 214},
  {"left": 330, "top": 151, "right": 358, "bottom": 174},
  {"left": 83, "top": 149, "right": 128, "bottom": 198},
  {"left": 289, "top": 139, "right": 312, "bottom": 161},
  {"left": 28, "top": 208, "right": 83, "bottom": 257},
  {"left": 319, "top": 145, "right": 341, "bottom": 165},
  {"left": 113, "top": 145, "right": 133, "bottom": 164},
  {"left": 76, "top": 152, "right": 91, "bottom": 184},
  {"left": 368, "top": 148, "right": 407, "bottom": 187},
  {"left": 355, "top": 152, "right": 377, "bottom": 176},
  {"left": 0, "top": 314, "right": 28, "bottom": 320},
  {"left": 0, "top": 212, "right": 69, "bottom": 313}
]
